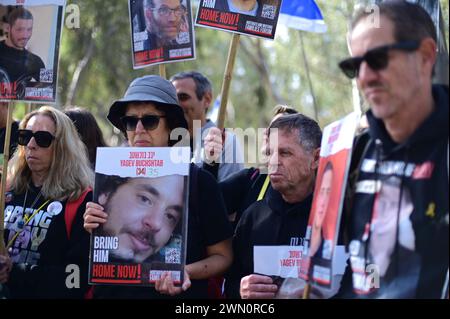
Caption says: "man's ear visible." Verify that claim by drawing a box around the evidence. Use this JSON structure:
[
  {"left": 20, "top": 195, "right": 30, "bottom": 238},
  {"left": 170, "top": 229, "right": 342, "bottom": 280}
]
[
  {"left": 311, "top": 148, "right": 321, "bottom": 171},
  {"left": 4, "top": 24, "right": 10, "bottom": 36},
  {"left": 202, "top": 91, "right": 213, "bottom": 112},
  {"left": 418, "top": 37, "right": 437, "bottom": 76},
  {"left": 98, "top": 193, "right": 109, "bottom": 206}
]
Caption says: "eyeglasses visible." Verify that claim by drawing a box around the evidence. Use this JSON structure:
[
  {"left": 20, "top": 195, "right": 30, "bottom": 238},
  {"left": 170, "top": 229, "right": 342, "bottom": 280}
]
[
  {"left": 120, "top": 115, "right": 166, "bottom": 131},
  {"left": 338, "top": 41, "right": 420, "bottom": 79},
  {"left": 18, "top": 129, "right": 55, "bottom": 148},
  {"left": 153, "top": 5, "right": 186, "bottom": 17}
]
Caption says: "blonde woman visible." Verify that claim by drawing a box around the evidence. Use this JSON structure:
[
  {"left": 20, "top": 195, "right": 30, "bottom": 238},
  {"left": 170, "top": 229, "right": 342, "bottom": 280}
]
[{"left": 1, "top": 106, "right": 93, "bottom": 298}]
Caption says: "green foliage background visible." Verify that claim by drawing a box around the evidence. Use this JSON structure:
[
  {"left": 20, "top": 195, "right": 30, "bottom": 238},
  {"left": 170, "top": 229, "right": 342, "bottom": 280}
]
[{"left": 15, "top": 0, "right": 449, "bottom": 147}]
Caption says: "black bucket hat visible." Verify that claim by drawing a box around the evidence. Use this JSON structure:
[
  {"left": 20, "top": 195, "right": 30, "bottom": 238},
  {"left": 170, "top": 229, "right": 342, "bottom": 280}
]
[{"left": 107, "top": 75, "right": 188, "bottom": 132}]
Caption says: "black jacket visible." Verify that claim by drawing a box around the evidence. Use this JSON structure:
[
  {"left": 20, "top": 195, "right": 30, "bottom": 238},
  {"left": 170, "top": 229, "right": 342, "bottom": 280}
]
[
  {"left": 225, "top": 186, "right": 312, "bottom": 298},
  {"left": 341, "top": 85, "right": 449, "bottom": 299}
]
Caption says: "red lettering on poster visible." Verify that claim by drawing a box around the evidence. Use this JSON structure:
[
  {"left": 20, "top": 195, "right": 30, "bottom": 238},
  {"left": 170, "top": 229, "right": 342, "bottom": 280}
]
[
  {"left": 0, "top": 82, "right": 18, "bottom": 99},
  {"left": 92, "top": 264, "right": 116, "bottom": 278},
  {"left": 199, "top": 8, "right": 220, "bottom": 22},
  {"left": 117, "top": 265, "right": 139, "bottom": 279},
  {"left": 219, "top": 12, "right": 239, "bottom": 27}
]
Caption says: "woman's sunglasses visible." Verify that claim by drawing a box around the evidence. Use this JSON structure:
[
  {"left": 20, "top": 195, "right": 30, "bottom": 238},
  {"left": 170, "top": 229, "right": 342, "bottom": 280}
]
[
  {"left": 120, "top": 115, "right": 166, "bottom": 131},
  {"left": 338, "top": 41, "right": 420, "bottom": 79},
  {"left": 18, "top": 129, "right": 55, "bottom": 148}
]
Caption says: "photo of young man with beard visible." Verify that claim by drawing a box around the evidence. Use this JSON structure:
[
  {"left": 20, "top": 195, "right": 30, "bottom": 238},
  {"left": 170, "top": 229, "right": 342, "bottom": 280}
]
[{"left": 93, "top": 173, "right": 186, "bottom": 265}]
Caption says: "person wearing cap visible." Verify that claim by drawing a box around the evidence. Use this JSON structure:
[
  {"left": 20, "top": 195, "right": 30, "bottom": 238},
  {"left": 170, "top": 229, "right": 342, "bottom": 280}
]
[{"left": 83, "top": 75, "right": 233, "bottom": 299}]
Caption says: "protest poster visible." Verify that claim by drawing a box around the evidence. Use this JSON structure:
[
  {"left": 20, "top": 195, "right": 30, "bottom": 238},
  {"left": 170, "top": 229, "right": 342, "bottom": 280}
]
[
  {"left": 299, "top": 112, "right": 360, "bottom": 292},
  {"left": 129, "top": 0, "right": 195, "bottom": 68},
  {"left": 0, "top": 0, "right": 65, "bottom": 103},
  {"left": 253, "top": 245, "right": 347, "bottom": 299},
  {"left": 196, "top": 0, "right": 282, "bottom": 40},
  {"left": 89, "top": 147, "right": 190, "bottom": 286}
]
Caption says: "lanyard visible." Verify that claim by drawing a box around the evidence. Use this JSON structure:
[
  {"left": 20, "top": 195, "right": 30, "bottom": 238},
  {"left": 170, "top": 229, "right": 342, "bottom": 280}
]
[{"left": 257, "top": 175, "right": 271, "bottom": 201}]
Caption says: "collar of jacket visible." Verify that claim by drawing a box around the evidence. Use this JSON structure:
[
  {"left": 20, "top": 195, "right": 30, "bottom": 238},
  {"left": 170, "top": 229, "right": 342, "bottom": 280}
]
[
  {"left": 265, "top": 185, "right": 313, "bottom": 216},
  {"left": 366, "top": 84, "right": 449, "bottom": 155}
]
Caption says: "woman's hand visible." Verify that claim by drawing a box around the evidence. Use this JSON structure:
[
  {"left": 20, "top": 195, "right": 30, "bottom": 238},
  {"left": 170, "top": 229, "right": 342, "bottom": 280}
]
[
  {"left": 155, "top": 269, "right": 191, "bottom": 296},
  {"left": 83, "top": 202, "right": 107, "bottom": 233}
]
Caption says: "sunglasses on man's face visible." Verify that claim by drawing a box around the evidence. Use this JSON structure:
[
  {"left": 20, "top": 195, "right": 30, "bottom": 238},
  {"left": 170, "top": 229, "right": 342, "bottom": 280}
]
[
  {"left": 120, "top": 115, "right": 166, "bottom": 131},
  {"left": 338, "top": 41, "right": 420, "bottom": 79},
  {"left": 18, "top": 129, "right": 55, "bottom": 148}
]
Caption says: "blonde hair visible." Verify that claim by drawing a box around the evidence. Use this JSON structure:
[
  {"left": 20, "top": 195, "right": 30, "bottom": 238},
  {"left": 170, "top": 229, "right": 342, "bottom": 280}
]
[{"left": 8, "top": 106, "right": 94, "bottom": 201}]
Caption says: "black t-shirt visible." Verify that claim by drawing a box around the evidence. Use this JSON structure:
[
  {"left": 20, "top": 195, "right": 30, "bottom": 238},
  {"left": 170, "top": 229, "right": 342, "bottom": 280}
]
[
  {"left": 0, "top": 41, "right": 45, "bottom": 83},
  {"left": 3, "top": 184, "right": 92, "bottom": 298},
  {"left": 94, "top": 164, "right": 233, "bottom": 299}
]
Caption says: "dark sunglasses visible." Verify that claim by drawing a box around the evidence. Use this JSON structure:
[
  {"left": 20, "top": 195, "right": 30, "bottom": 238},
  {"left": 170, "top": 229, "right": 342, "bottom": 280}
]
[
  {"left": 338, "top": 41, "right": 420, "bottom": 79},
  {"left": 120, "top": 115, "right": 166, "bottom": 131},
  {"left": 18, "top": 129, "right": 55, "bottom": 148}
]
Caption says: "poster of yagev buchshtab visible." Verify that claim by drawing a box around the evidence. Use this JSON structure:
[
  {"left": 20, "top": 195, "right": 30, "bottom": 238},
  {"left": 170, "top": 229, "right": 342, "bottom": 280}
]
[
  {"left": 300, "top": 112, "right": 360, "bottom": 291},
  {"left": 89, "top": 147, "right": 190, "bottom": 286},
  {"left": 0, "top": 0, "right": 65, "bottom": 103},
  {"left": 129, "top": 0, "right": 195, "bottom": 68},
  {"left": 196, "top": 0, "right": 282, "bottom": 40}
]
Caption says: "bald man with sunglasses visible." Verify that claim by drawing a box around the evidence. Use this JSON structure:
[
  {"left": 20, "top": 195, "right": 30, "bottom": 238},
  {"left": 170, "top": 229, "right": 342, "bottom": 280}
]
[{"left": 338, "top": 1, "right": 448, "bottom": 299}]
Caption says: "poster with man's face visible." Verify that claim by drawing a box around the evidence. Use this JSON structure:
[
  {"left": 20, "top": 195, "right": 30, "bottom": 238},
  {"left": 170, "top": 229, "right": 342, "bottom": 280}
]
[
  {"left": 196, "top": 0, "right": 282, "bottom": 39},
  {"left": 129, "top": 0, "right": 195, "bottom": 68},
  {"left": 0, "top": 0, "right": 65, "bottom": 103},
  {"left": 89, "top": 147, "right": 190, "bottom": 286},
  {"left": 301, "top": 112, "right": 360, "bottom": 291}
]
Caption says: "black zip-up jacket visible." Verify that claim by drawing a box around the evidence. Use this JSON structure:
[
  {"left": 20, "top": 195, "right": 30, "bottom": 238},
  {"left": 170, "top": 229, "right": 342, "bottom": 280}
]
[
  {"left": 340, "top": 85, "right": 449, "bottom": 299},
  {"left": 225, "top": 187, "right": 312, "bottom": 298}
]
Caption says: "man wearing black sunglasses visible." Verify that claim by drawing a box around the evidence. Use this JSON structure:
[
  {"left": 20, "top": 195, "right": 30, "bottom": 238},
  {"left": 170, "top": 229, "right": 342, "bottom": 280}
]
[
  {"left": 339, "top": 1, "right": 448, "bottom": 299},
  {"left": 83, "top": 75, "right": 233, "bottom": 299}
]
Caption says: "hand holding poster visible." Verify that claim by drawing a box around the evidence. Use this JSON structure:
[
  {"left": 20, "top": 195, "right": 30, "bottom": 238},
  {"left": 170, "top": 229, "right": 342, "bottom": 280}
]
[
  {"left": 196, "top": 0, "right": 282, "bottom": 39},
  {"left": 0, "top": 0, "right": 65, "bottom": 103},
  {"left": 301, "top": 112, "right": 360, "bottom": 292},
  {"left": 253, "top": 245, "right": 348, "bottom": 299},
  {"left": 129, "top": 0, "right": 195, "bottom": 68},
  {"left": 89, "top": 147, "right": 190, "bottom": 286}
]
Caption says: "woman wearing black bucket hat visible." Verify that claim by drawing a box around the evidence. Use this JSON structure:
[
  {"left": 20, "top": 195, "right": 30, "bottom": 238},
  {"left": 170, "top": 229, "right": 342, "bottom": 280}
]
[
  {"left": 106, "top": 75, "right": 189, "bottom": 147},
  {"left": 83, "top": 75, "right": 233, "bottom": 299}
]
